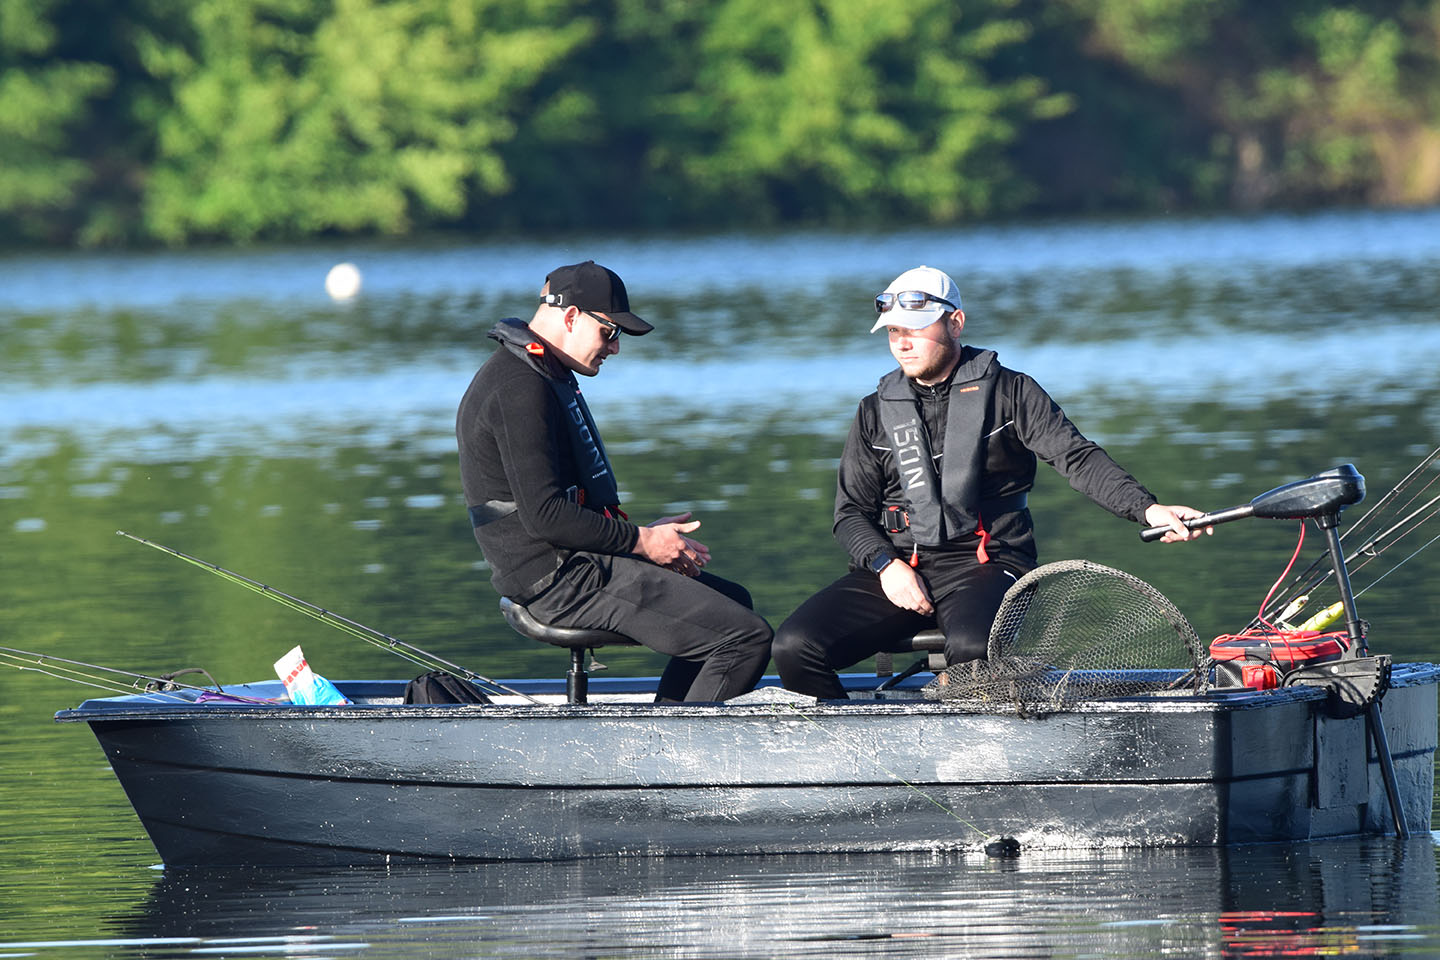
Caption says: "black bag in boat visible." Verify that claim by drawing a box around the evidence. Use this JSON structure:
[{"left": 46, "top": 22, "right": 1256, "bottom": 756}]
[{"left": 403, "top": 670, "right": 491, "bottom": 704}]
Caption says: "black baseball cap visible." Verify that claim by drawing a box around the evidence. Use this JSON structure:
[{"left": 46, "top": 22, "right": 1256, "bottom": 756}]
[{"left": 542, "top": 260, "right": 653, "bottom": 335}]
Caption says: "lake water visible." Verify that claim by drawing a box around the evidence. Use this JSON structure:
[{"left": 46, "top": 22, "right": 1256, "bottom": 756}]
[{"left": 3, "top": 208, "right": 1440, "bottom": 957}]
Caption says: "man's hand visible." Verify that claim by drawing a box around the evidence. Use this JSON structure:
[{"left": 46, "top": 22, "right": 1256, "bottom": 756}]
[
  {"left": 635, "top": 512, "right": 710, "bottom": 576},
  {"left": 1144, "top": 503, "right": 1213, "bottom": 543},
  {"left": 879, "top": 559, "right": 934, "bottom": 615}
]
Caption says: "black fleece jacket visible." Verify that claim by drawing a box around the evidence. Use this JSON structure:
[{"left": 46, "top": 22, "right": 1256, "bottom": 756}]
[
  {"left": 834, "top": 346, "right": 1158, "bottom": 573},
  {"left": 456, "top": 333, "right": 640, "bottom": 599}
]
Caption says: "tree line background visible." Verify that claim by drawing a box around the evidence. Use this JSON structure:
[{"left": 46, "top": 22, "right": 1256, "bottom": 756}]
[{"left": 4, "top": 0, "right": 1440, "bottom": 248}]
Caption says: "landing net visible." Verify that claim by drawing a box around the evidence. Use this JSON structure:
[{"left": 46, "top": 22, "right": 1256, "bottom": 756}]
[{"left": 923, "top": 560, "right": 1208, "bottom": 713}]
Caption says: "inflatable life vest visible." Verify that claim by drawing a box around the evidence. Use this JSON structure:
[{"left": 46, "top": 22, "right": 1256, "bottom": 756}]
[
  {"left": 875, "top": 348, "right": 999, "bottom": 549},
  {"left": 487, "top": 319, "right": 620, "bottom": 511}
]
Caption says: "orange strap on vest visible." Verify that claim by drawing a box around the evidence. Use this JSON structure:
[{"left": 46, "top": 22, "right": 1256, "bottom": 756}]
[
  {"left": 909, "top": 517, "right": 992, "bottom": 566},
  {"left": 974, "top": 515, "right": 991, "bottom": 564}
]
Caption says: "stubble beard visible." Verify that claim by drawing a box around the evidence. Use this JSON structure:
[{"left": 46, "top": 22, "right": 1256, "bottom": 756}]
[{"left": 908, "top": 338, "right": 959, "bottom": 385}]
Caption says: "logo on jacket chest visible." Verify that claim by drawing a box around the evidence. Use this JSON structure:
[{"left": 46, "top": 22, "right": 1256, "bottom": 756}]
[
  {"left": 892, "top": 418, "right": 927, "bottom": 491},
  {"left": 567, "top": 398, "right": 609, "bottom": 481}
]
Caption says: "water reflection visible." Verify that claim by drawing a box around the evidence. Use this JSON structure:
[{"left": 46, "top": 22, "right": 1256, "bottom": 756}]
[{"left": 41, "top": 841, "right": 1422, "bottom": 959}]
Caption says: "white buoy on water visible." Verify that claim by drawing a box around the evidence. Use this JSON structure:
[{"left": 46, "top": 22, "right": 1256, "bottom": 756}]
[{"left": 325, "top": 262, "right": 363, "bottom": 301}]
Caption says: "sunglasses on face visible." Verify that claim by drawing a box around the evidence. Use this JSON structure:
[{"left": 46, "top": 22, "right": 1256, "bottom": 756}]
[
  {"left": 540, "top": 294, "right": 623, "bottom": 342},
  {"left": 874, "top": 291, "right": 956, "bottom": 314},
  {"left": 586, "top": 311, "right": 622, "bottom": 342}
]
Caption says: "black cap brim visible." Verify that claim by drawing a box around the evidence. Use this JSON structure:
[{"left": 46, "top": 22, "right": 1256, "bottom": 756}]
[{"left": 610, "top": 311, "right": 653, "bottom": 335}]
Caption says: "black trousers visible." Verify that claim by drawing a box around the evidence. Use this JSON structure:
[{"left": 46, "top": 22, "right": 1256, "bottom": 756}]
[
  {"left": 524, "top": 552, "right": 774, "bottom": 702},
  {"left": 773, "top": 553, "right": 1027, "bottom": 699}
]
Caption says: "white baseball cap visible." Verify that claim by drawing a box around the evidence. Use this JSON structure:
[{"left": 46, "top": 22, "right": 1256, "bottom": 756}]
[{"left": 869, "top": 265, "right": 963, "bottom": 333}]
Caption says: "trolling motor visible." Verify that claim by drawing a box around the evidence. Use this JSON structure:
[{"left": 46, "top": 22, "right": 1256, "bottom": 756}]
[
  {"left": 1141, "top": 464, "right": 1409, "bottom": 837},
  {"left": 1142, "top": 465, "right": 1380, "bottom": 700},
  {"left": 1141, "top": 465, "right": 1380, "bottom": 698}
]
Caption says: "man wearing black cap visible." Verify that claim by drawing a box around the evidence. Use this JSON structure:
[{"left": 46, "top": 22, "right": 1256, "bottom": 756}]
[{"left": 457, "top": 261, "right": 773, "bottom": 702}]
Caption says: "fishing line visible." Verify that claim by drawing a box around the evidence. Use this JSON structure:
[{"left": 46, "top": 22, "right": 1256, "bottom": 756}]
[
  {"left": 116, "top": 531, "right": 540, "bottom": 704},
  {"left": 1330, "top": 446, "right": 1440, "bottom": 547},
  {"left": 1369, "top": 457, "right": 1440, "bottom": 527},
  {"left": 1353, "top": 527, "right": 1440, "bottom": 601},
  {"left": 1345, "top": 493, "right": 1440, "bottom": 573},
  {"left": 1270, "top": 493, "right": 1440, "bottom": 622},
  {"left": 1334, "top": 513, "right": 1440, "bottom": 612},
  {"left": 780, "top": 703, "right": 992, "bottom": 841}
]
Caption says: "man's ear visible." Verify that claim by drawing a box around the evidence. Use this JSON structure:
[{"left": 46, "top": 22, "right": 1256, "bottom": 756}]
[{"left": 950, "top": 309, "right": 966, "bottom": 335}]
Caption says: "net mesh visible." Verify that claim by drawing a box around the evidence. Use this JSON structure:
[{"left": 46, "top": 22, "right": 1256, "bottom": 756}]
[{"left": 922, "top": 559, "right": 1208, "bottom": 713}]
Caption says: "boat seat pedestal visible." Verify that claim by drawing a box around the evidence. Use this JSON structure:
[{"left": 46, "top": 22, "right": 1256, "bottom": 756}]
[
  {"left": 875, "top": 629, "right": 946, "bottom": 690},
  {"left": 499, "top": 597, "right": 640, "bottom": 703}
]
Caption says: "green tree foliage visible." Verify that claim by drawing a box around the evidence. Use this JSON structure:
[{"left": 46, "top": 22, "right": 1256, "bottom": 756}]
[
  {"left": 138, "top": 0, "right": 589, "bottom": 243},
  {"left": 664, "top": 0, "right": 1073, "bottom": 223},
  {"left": 3, "top": 0, "right": 1440, "bottom": 246},
  {"left": 1055, "top": 0, "right": 1440, "bottom": 207},
  {"left": 495, "top": 0, "right": 1071, "bottom": 229},
  {"left": 0, "top": 0, "right": 112, "bottom": 243}
]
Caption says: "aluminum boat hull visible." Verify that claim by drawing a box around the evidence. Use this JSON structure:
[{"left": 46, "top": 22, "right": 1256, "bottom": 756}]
[{"left": 55, "top": 664, "right": 1440, "bottom": 865}]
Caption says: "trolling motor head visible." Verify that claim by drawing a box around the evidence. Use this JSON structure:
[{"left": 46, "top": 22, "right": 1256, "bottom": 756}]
[{"left": 1248, "top": 464, "right": 1364, "bottom": 525}]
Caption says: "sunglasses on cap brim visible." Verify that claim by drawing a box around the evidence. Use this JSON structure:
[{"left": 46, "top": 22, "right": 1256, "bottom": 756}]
[{"left": 875, "top": 291, "right": 956, "bottom": 314}]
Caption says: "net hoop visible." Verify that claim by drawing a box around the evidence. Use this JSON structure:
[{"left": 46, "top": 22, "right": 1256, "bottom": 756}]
[{"left": 924, "top": 559, "right": 1208, "bottom": 713}]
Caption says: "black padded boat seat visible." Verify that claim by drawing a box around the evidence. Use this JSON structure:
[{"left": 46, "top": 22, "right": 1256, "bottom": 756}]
[
  {"left": 499, "top": 597, "right": 639, "bottom": 703},
  {"left": 874, "top": 629, "right": 947, "bottom": 679},
  {"left": 499, "top": 597, "right": 639, "bottom": 651}
]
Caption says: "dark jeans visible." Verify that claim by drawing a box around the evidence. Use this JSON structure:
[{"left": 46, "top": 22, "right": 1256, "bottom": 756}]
[
  {"left": 524, "top": 552, "right": 774, "bottom": 702},
  {"left": 773, "top": 555, "right": 1026, "bottom": 699}
]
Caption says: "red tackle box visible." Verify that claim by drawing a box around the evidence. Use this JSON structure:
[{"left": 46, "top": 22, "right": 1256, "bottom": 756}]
[{"left": 1210, "top": 633, "right": 1348, "bottom": 690}]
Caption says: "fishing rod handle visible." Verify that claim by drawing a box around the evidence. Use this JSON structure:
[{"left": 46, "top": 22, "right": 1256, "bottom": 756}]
[{"left": 1139, "top": 503, "right": 1254, "bottom": 542}]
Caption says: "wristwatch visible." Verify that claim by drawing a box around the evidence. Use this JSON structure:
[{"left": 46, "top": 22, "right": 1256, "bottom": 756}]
[{"left": 868, "top": 552, "right": 897, "bottom": 575}]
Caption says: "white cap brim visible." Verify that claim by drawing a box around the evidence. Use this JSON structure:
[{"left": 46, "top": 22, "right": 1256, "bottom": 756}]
[{"left": 869, "top": 305, "right": 949, "bottom": 333}]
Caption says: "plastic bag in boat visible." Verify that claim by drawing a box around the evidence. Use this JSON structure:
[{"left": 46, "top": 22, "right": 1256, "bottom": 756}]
[{"left": 273, "top": 645, "right": 350, "bottom": 705}]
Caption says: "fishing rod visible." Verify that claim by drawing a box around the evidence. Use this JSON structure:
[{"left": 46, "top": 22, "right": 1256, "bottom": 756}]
[
  {"left": 0, "top": 645, "right": 264, "bottom": 703},
  {"left": 1343, "top": 490, "right": 1440, "bottom": 575},
  {"left": 1246, "top": 449, "right": 1440, "bottom": 630},
  {"left": 1325, "top": 445, "right": 1439, "bottom": 550},
  {"left": 1247, "top": 489, "right": 1440, "bottom": 631},
  {"left": 1354, "top": 526, "right": 1440, "bottom": 602},
  {"left": 116, "top": 531, "right": 540, "bottom": 704}
]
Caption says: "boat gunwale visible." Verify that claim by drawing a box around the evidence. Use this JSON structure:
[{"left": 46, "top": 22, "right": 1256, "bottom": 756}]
[{"left": 53, "top": 662, "right": 1440, "bottom": 724}]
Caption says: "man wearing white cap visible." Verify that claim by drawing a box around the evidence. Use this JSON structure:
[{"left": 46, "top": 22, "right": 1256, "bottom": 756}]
[{"left": 772, "top": 265, "right": 1207, "bottom": 699}]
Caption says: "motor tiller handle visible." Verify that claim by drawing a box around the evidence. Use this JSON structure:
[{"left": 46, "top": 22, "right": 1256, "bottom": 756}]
[
  {"left": 1140, "top": 465, "right": 1365, "bottom": 542},
  {"left": 1139, "top": 504, "right": 1254, "bottom": 542}
]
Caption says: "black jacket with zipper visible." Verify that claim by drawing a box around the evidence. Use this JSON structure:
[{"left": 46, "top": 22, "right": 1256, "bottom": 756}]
[{"left": 456, "top": 324, "right": 640, "bottom": 600}]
